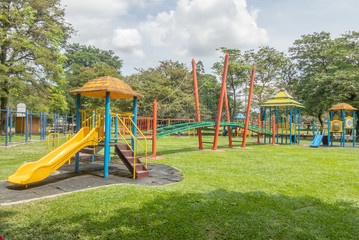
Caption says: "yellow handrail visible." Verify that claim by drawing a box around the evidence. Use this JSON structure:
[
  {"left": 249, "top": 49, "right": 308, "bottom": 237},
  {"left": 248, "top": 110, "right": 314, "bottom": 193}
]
[
  {"left": 66, "top": 133, "right": 72, "bottom": 141},
  {"left": 111, "top": 113, "right": 147, "bottom": 179},
  {"left": 47, "top": 133, "right": 59, "bottom": 152}
]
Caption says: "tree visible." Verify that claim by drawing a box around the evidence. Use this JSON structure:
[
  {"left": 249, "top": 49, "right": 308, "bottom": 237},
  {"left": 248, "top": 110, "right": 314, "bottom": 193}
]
[
  {"left": 62, "top": 43, "right": 123, "bottom": 115},
  {"left": 289, "top": 31, "right": 359, "bottom": 126},
  {"left": 126, "top": 61, "right": 197, "bottom": 119},
  {"left": 244, "top": 46, "right": 292, "bottom": 114},
  {"left": 0, "top": 0, "right": 73, "bottom": 132},
  {"left": 194, "top": 61, "right": 221, "bottom": 120}
]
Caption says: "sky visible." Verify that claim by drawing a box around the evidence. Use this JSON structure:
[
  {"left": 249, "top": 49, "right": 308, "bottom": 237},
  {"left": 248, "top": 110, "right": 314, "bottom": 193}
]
[{"left": 60, "top": 0, "right": 359, "bottom": 76}]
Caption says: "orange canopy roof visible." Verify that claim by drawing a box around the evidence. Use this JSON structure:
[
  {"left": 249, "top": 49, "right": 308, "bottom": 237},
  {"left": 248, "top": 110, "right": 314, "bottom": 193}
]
[
  {"left": 70, "top": 76, "right": 144, "bottom": 99},
  {"left": 329, "top": 103, "right": 357, "bottom": 111}
]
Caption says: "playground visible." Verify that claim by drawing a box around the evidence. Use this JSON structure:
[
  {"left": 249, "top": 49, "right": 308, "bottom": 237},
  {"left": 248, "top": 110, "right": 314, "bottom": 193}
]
[
  {"left": 1, "top": 55, "right": 359, "bottom": 239},
  {"left": 1, "top": 134, "right": 359, "bottom": 239}
]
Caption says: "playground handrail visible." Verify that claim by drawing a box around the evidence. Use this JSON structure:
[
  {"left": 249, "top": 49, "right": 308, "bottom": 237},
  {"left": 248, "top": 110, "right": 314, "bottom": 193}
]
[
  {"left": 111, "top": 113, "right": 147, "bottom": 179},
  {"left": 47, "top": 133, "right": 59, "bottom": 152}
]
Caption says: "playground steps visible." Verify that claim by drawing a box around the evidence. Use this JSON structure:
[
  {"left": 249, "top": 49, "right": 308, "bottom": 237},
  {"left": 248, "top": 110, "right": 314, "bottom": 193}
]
[
  {"left": 80, "top": 145, "right": 104, "bottom": 154},
  {"left": 114, "top": 143, "right": 148, "bottom": 179}
]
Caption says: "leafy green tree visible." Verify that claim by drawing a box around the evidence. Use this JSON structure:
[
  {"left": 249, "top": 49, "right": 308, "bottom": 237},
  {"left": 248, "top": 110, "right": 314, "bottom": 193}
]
[
  {"left": 195, "top": 61, "right": 221, "bottom": 120},
  {"left": 289, "top": 31, "right": 359, "bottom": 126},
  {"left": 62, "top": 44, "right": 123, "bottom": 115},
  {"left": 244, "top": 46, "right": 291, "bottom": 113},
  {"left": 0, "top": 0, "right": 72, "bottom": 132},
  {"left": 126, "top": 61, "right": 197, "bottom": 119}
]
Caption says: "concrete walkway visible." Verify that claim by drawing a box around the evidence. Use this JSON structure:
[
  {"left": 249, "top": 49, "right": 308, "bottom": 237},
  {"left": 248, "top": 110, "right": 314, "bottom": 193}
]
[{"left": 0, "top": 162, "right": 183, "bottom": 206}]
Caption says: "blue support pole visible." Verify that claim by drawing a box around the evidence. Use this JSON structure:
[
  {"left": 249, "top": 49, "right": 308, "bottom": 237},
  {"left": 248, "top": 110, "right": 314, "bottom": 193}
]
[
  {"left": 132, "top": 97, "right": 138, "bottom": 149},
  {"left": 25, "top": 109, "right": 28, "bottom": 142},
  {"left": 40, "top": 112, "right": 43, "bottom": 140},
  {"left": 281, "top": 116, "right": 283, "bottom": 144},
  {"left": 29, "top": 111, "right": 32, "bottom": 140},
  {"left": 286, "top": 106, "right": 288, "bottom": 144},
  {"left": 5, "top": 107, "right": 9, "bottom": 147},
  {"left": 313, "top": 122, "right": 315, "bottom": 141},
  {"left": 75, "top": 94, "right": 81, "bottom": 173},
  {"left": 343, "top": 110, "right": 346, "bottom": 147},
  {"left": 290, "top": 107, "right": 292, "bottom": 145},
  {"left": 353, "top": 110, "right": 356, "bottom": 147},
  {"left": 294, "top": 106, "right": 297, "bottom": 144},
  {"left": 45, "top": 113, "right": 47, "bottom": 139},
  {"left": 104, "top": 92, "right": 111, "bottom": 178},
  {"left": 9, "top": 109, "right": 12, "bottom": 143},
  {"left": 298, "top": 107, "right": 301, "bottom": 145},
  {"left": 264, "top": 107, "right": 267, "bottom": 144},
  {"left": 328, "top": 119, "right": 330, "bottom": 147}
]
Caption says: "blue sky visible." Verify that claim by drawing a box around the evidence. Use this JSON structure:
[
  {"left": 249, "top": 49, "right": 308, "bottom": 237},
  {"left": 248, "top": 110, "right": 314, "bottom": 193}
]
[{"left": 61, "top": 0, "right": 359, "bottom": 75}]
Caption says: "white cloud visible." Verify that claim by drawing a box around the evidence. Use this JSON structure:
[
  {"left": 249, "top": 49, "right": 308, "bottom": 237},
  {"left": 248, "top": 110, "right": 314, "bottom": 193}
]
[
  {"left": 61, "top": 0, "right": 130, "bottom": 49},
  {"left": 139, "top": 0, "right": 269, "bottom": 57},
  {"left": 112, "top": 28, "right": 145, "bottom": 57}
]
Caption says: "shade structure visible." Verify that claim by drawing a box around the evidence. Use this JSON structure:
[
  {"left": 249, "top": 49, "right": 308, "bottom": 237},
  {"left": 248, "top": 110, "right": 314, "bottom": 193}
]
[
  {"left": 329, "top": 103, "right": 357, "bottom": 111},
  {"left": 70, "top": 76, "right": 144, "bottom": 99},
  {"left": 261, "top": 89, "right": 304, "bottom": 108},
  {"left": 234, "top": 113, "right": 246, "bottom": 119}
]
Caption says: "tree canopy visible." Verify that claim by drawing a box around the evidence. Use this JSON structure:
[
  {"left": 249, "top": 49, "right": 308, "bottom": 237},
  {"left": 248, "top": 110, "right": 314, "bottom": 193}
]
[
  {"left": 0, "top": 0, "right": 72, "bottom": 131},
  {"left": 289, "top": 31, "right": 359, "bottom": 125}
]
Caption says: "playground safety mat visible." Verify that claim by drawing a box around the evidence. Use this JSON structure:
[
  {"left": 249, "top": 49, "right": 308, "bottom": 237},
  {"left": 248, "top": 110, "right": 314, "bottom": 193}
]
[{"left": 0, "top": 162, "right": 183, "bottom": 206}]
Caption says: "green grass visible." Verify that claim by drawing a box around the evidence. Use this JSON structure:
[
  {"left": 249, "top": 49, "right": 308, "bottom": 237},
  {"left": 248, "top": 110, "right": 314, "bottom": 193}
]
[
  {"left": 0, "top": 133, "right": 42, "bottom": 145},
  {"left": 1, "top": 136, "right": 359, "bottom": 239}
]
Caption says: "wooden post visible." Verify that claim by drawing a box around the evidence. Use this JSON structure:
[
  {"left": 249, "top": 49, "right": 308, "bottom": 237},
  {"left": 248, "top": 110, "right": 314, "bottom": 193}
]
[
  {"left": 192, "top": 59, "right": 203, "bottom": 149},
  {"left": 212, "top": 53, "right": 229, "bottom": 150},
  {"left": 241, "top": 65, "right": 256, "bottom": 148}
]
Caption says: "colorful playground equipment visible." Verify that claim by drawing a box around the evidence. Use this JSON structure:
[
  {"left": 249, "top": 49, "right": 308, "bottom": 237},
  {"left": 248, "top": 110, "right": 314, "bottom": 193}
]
[
  {"left": 8, "top": 76, "right": 149, "bottom": 185},
  {"left": 311, "top": 103, "right": 357, "bottom": 147},
  {"left": 0, "top": 107, "right": 74, "bottom": 146},
  {"left": 261, "top": 89, "right": 304, "bottom": 145}
]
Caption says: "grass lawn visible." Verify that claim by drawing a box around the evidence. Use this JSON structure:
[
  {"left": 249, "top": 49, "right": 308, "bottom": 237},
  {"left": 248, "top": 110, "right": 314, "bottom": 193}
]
[
  {"left": 0, "top": 133, "right": 42, "bottom": 145},
  {"left": 1, "top": 135, "right": 359, "bottom": 239}
]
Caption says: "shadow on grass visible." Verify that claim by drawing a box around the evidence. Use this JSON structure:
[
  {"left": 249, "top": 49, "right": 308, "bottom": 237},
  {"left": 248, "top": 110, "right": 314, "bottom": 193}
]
[{"left": 2, "top": 189, "right": 359, "bottom": 239}]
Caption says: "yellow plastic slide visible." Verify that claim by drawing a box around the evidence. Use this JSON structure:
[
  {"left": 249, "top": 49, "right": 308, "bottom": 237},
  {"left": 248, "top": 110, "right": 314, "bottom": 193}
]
[{"left": 8, "top": 127, "right": 100, "bottom": 185}]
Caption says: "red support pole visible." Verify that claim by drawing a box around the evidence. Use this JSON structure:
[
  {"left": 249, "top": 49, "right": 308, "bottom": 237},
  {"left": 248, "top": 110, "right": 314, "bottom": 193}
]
[
  {"left": 241, "top": 65, "right": 256, "bottom": 148},
  {"left": 152, "top": 99, "right": 157, "bottom": 158},
  {"left": 212, "top": 53, "right": 230, "bottom": 150},
  {"left": 224, "top": 86, "right": 233, "bottom": 147},
  {"left": 192, "top": 59, "right": 203, "bottom": 150},
  {"left": 272, "top": 114, "right": 276, "bottom": 145},
  {"left": 257, "top": 114, "right": 260, "bottom": 144}
]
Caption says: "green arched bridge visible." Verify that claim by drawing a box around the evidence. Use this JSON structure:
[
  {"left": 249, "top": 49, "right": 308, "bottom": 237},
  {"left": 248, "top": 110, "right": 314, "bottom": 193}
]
[{"left": 146, "top": 121, "right": 272, "bottom": 139}]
